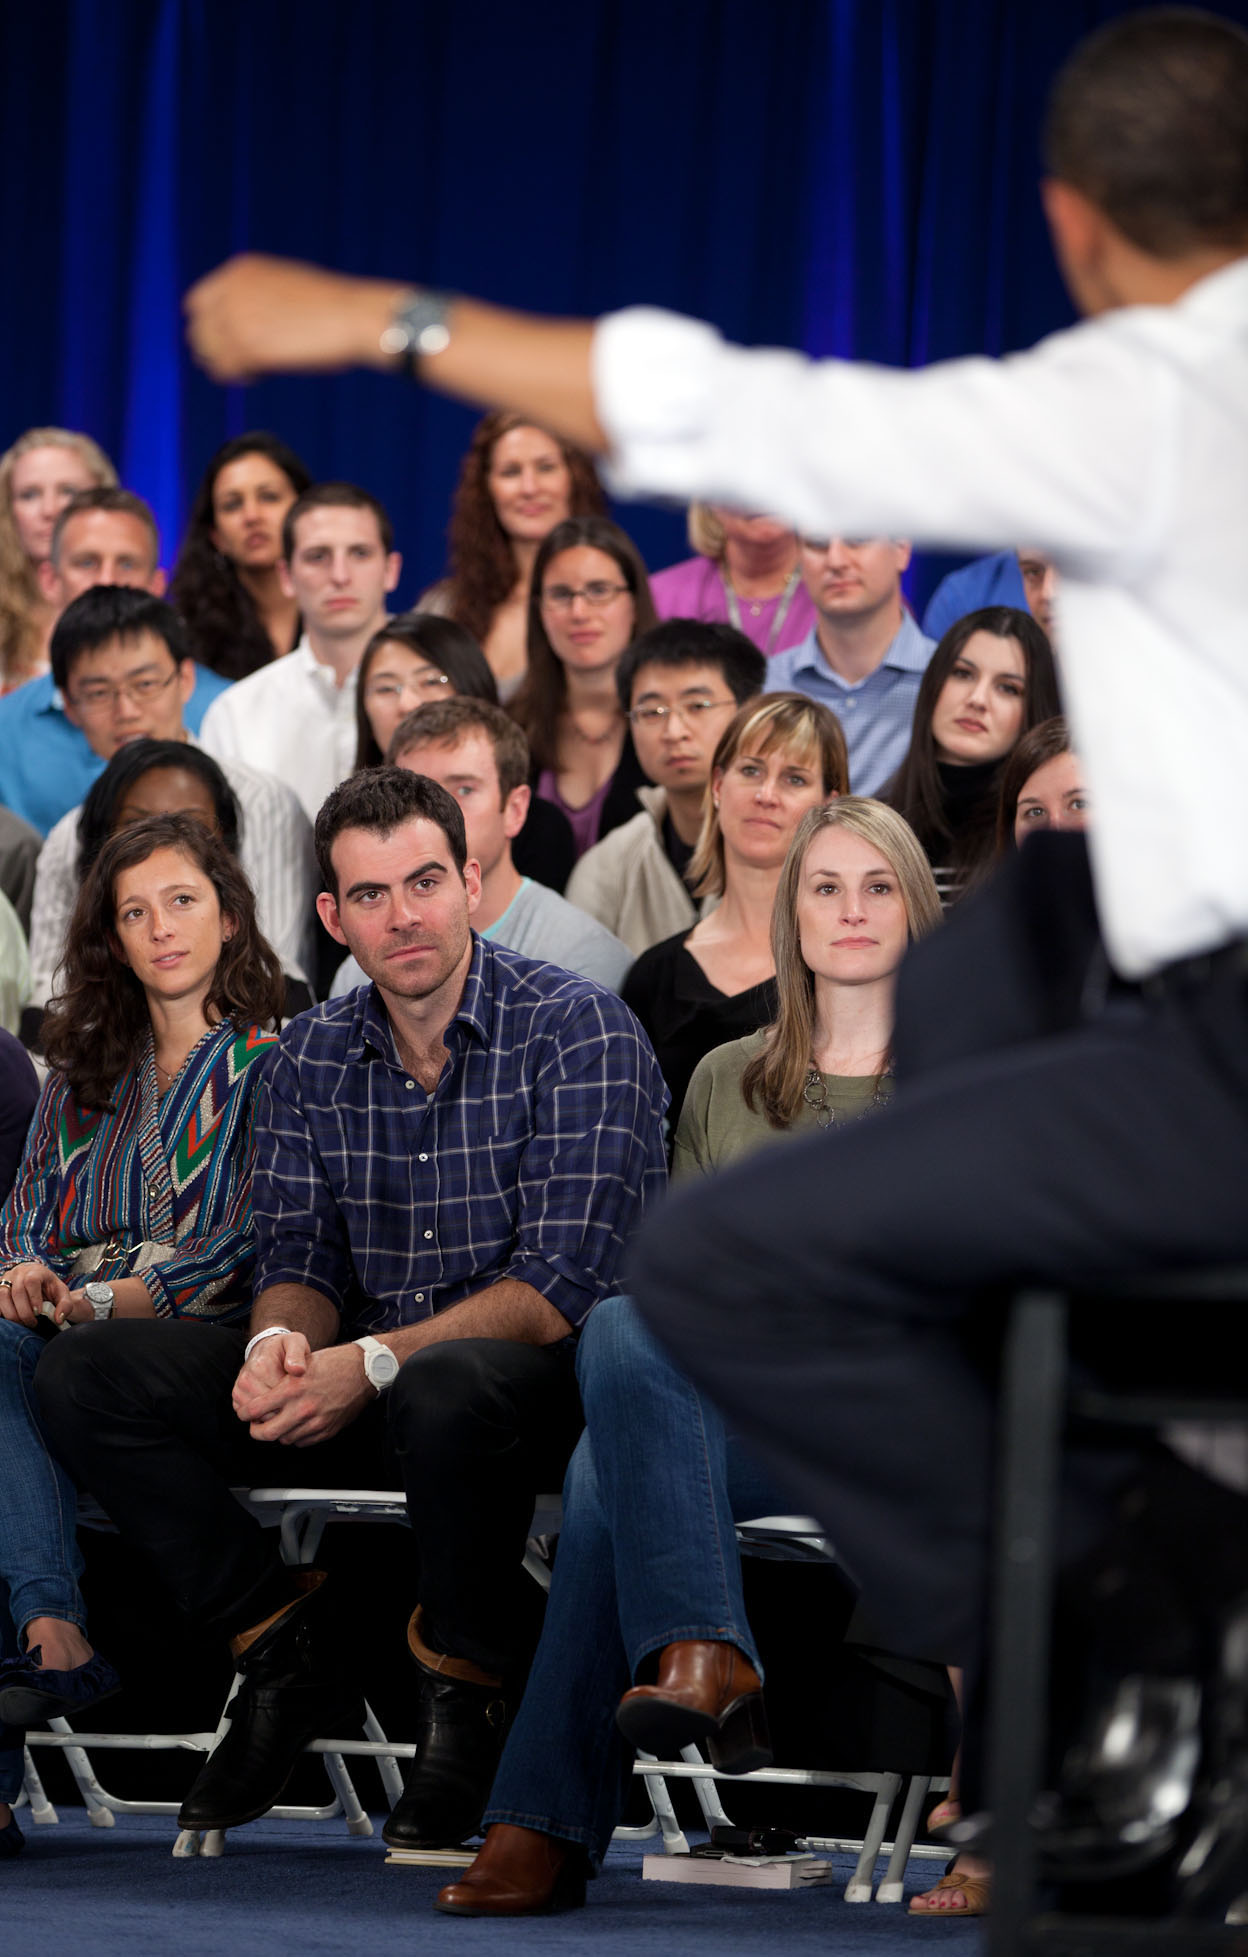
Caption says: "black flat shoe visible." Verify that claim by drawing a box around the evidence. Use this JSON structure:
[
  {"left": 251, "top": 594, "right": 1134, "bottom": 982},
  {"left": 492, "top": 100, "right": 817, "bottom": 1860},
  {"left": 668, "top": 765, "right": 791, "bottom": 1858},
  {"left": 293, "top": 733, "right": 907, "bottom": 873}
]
[
  {"left": 0, "top": 1814, "right": 25, "bottom": 1860},
  {"left": 0, "top": 1646, "right": 121, "bottom": 1726}
]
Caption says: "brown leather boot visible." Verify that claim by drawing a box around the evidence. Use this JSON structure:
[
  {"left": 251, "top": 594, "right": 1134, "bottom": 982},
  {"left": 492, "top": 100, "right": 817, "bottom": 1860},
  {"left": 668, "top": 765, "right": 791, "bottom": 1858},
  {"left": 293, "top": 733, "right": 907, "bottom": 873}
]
[
  {"left": 616, "top": 1639, "right": 772, "bottom": 1774},
  {"left": 435, "top": 1824, "right": 586, "bottom": 1915}
]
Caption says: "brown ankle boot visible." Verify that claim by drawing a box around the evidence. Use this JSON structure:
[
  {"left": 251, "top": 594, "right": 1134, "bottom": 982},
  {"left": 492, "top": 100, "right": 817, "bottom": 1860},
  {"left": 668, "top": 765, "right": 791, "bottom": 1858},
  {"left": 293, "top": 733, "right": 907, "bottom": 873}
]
[
  {"left": 616, "top": 1639, "right": 772, "bottom": 1774},
  {"left": 435, "top": 1824, "right": 586, "bottom": 1915}
]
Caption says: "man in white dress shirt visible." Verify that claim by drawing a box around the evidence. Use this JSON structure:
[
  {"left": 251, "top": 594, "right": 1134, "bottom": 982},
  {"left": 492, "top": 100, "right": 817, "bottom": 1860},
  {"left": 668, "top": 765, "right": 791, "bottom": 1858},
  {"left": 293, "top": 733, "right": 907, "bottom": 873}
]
[
  {"left": 200, "top": 483, "right": 400, "bottom": 824},
  {"left": 181, "top": 6, "right": 1248, "bottom": 1914}
]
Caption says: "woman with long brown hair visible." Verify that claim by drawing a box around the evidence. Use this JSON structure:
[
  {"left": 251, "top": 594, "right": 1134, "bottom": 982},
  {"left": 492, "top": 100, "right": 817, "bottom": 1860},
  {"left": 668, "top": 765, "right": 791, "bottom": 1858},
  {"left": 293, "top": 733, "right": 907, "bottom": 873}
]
[
  {"left": 0, "top": 814, "right": 283, "bottom": 1857},
  {"left": 622, "top": 693, "right": 847, "bottom": 1119},
  {"left": 882, "top": 606, "right": 1061, "bottom": 905},
  {"left": 674, "top": 798, "right": 941, "bottom": 1171},
  {"left": 511, "top": 515, "right": 658, "bottom": 860},
  {"left": 426, "top": 412, "right": 605, "bottom": 697},
  {"left": 168, "top": 432, "right": 312, "bottom": 681}
]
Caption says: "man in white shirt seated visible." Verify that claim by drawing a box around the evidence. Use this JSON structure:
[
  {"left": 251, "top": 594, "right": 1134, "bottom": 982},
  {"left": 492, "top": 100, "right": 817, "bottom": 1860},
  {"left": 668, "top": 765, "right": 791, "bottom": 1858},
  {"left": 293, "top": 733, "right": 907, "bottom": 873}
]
[
  {"left": 565, "top": 620, "right": 764, "bottom": 957},
  {"left": 332, "top": 698, "right": 632, "bottom": 994},
  {"left": 764, "top": 536, "right": 934, "bottom": 795},
  {"left": 200, "top": 482, "right": 400, "bottom": 824},
  {"left": 28, "top": 588, "right": 315, "bottom": 1004}
]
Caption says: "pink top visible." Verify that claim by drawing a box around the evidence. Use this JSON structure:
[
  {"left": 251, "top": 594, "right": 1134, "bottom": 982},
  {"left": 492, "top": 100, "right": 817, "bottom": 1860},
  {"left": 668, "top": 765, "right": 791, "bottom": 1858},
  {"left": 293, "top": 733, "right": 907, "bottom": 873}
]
[
  {"left": 537, "top": 770, "right": 613, "bottom": 858},
  {"left": 648, "top": 556, "right": 817, "bottom": 658}
]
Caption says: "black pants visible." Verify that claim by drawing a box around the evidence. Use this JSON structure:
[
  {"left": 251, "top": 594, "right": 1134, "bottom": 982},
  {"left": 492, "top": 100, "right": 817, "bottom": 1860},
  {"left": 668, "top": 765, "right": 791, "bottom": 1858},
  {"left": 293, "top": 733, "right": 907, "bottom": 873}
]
[
  {"left": 36, "top": 1323, "right": 581, "bottom": 1677},
  {"left": 629, "top": 842, "right": 1248, "bottom": 1689}
]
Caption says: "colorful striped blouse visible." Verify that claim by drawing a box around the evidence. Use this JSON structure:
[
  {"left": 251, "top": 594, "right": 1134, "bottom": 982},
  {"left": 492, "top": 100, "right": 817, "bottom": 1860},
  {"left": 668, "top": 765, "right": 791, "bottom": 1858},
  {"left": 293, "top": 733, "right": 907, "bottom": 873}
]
[{"left": 0, "top": 1020, "right": 276, "bottom": 1321}]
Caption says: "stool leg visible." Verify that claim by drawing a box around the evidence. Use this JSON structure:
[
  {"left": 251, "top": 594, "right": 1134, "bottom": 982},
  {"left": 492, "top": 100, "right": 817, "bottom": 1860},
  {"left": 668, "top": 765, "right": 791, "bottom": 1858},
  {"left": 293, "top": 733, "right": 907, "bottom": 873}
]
[{"left": 987, "top": 1289, "right": 1067, "bottom": 1957}]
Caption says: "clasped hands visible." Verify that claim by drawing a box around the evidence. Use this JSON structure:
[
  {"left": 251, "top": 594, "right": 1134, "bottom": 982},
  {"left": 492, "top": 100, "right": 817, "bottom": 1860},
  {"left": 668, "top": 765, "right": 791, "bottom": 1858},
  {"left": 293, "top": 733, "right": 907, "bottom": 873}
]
[{"left": 232, "top": 1331, "right": 373, "bottom": 1447}]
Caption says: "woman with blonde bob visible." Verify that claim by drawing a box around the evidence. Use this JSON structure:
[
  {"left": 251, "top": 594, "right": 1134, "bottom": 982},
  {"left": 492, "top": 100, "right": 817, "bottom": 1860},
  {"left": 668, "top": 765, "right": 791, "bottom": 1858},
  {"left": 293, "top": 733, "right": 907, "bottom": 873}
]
[
  {"left": 0, "top": 428, "right": 116, "bottom": 692},
  {"left": 622, "top": 692, "right": 848, "bottom": 1120},
  {"left": 675, "top": 799, "right": 941, "bottom": 1173}
]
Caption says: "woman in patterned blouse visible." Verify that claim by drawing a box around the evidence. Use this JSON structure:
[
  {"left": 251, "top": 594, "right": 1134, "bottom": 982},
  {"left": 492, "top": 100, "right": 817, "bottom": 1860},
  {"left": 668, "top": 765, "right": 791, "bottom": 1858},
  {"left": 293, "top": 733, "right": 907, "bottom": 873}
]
[{"left": 0, "top": 813, "right": 284, "bottom": 1858}]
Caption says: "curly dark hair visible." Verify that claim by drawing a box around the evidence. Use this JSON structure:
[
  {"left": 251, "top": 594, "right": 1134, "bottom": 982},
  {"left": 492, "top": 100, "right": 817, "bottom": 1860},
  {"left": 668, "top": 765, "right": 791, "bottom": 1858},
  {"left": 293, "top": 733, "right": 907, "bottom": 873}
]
[
  {"left": 167, "top": 433, "right": 312, "bottom": 681},
  {"left": 440, "top": 411, "right": 606, "bottom": 646},
  {"left": 42, "top": 814, "right": 285, "bottom": 1110},
  {"left": 882, "top": 607, "right": 1061, "bottom": 886},
  {"left": 510, "top": 516, "right": 658, "bottom": 776},
  {"left": 354, "top": 613, "right": 499, "bottom": 769},
  {"left": 77, "top": 739, "right": 241, "bottom": 882}
]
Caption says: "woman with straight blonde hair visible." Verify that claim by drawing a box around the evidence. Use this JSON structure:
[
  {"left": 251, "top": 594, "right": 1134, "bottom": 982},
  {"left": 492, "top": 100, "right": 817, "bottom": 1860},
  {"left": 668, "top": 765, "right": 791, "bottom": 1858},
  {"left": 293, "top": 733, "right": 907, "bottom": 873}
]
[
  {"left": 674, "top": 799, "right": 941, "bottom": 1174},
  {"left": 622, "top": 692, "right": 847, "bottom": 1120},
  {"left": 0, "top": 428, "right": 116, "bottom": 692}
]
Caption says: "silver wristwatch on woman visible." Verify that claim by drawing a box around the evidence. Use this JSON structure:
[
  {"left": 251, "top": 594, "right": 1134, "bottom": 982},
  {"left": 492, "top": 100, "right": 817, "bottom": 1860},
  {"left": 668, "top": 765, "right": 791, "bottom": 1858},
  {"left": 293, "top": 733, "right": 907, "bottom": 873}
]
[{"left": 83, "top": 1281, "right": 116, "bottom": 1321}]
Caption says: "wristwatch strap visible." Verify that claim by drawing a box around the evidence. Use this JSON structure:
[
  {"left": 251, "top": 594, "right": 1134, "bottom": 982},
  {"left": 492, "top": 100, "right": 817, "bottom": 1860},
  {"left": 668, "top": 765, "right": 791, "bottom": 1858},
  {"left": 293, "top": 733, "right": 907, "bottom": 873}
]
[{"left": 380, "top": 288, "right": 454, "bottom": 376}]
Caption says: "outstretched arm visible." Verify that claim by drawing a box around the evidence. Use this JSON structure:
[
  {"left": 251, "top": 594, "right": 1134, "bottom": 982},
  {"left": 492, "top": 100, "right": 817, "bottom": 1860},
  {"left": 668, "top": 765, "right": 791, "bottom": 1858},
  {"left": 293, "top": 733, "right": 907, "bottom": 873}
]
[{"left": 184, "top": 253, "right": 605, "bottom": 453}]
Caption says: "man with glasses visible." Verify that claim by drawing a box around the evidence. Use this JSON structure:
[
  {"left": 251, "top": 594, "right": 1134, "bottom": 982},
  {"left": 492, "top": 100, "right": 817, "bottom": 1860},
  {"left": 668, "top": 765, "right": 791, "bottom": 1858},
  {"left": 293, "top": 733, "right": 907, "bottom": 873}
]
[
  {"left": 0, "top": 488, "right": 229, "bottom": 837},
  {"left": 26, "top": 587, "right": 314, "bottom": 1009},
  {"left": 566, "top": 621, "right": 765, "bottom": 956},
  {"left": 764, "top": 536, "right": 932, "bottom": 796}
]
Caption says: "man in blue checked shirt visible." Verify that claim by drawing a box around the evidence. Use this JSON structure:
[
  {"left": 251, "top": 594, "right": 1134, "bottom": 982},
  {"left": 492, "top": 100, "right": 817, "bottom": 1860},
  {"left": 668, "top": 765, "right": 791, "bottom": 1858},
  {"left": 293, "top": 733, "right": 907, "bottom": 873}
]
[{"left": 39, "top": 766, "right": 668, "bottom": 1852}]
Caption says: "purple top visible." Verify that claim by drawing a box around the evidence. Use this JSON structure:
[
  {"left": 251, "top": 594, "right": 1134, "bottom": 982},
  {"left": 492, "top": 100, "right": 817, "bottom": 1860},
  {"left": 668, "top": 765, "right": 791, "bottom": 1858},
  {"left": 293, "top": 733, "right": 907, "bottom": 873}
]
[
  {"left": 537, "top": 771, "right": 614, "bottom": 858},
  {"left": 649, "top": 556, "right": 818, "bottom": 658}
]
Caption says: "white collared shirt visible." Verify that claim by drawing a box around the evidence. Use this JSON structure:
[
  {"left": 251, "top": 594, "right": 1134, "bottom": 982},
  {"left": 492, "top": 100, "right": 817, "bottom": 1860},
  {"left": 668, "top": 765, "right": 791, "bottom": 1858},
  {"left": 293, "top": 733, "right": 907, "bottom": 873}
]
[
  {"left": 198, "top": 637, "right": 360, "bottom": 825},
  {"left": 593, "top": 261, "right": 1248, "bottom": 977}
]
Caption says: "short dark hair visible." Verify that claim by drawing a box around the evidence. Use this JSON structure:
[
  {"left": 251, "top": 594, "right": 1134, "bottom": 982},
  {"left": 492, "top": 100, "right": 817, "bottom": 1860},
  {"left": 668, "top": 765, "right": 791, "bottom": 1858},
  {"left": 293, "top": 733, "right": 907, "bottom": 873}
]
[
  {"left": 282, "top": 481, "right": 395, "bottom": 561},
  {"left": 1045, "top": 9, "right": 1248, "bottom": 256},
  {"left": 389, "top": 697, "right": 531, "bottom": 801},
  {"left": 615, "top": 619, "right": 767, "bottom": 713},
  {"left": 50, "top": 586, "right": 189, "bottom": 692},
  {"left": 77, "top": 738, "right": 241, "bottom": 882},
  {"left": 50, "top": 486, "right": 160, "bottom": 567},
  {"left": 314, "top": 765, "right": 467, "bottom": 899}
]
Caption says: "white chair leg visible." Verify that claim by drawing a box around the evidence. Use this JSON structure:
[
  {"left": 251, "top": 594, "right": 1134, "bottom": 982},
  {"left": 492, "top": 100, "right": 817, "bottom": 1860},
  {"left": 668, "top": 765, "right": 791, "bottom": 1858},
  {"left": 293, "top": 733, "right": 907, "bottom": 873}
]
[
  {"left": 681, "top": 1743, "right": 733, "bottom": 1831},
  {"left": 363, "top": 1701, "right": 406, "bottom": 1809},
  {"left": 875, "top": 1773, "right": 929, "bottom": 1903},
  {"left": 321, "top": 1751, "right": 373, "bottom": 1835},
  {"left": 631, "top": 1752, "right": 690, "bottom": 1854},
  {"left": 843, "top": 1774, "right": 901, "bottom": 1902},
  {"left": 46, "top": 1716, "right": 116, "bottom": 1826},
  {"left": 20, "top": 1748, "right": 58, "bottom": 1824}
]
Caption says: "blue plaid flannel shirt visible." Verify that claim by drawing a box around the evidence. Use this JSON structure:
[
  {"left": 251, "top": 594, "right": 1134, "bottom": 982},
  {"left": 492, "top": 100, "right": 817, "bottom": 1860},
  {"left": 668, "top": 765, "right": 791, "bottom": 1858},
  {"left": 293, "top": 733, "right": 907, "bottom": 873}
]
[{"left": 252, "top": 935, "right": 669, "bottom": 1334}]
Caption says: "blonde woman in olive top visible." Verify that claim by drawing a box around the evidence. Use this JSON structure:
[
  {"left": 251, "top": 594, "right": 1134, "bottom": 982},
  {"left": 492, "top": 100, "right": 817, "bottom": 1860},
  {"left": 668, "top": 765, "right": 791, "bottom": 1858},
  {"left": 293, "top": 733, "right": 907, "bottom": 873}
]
[{"left": 673, "top": 798, "right": 941, "bottom": 1177}]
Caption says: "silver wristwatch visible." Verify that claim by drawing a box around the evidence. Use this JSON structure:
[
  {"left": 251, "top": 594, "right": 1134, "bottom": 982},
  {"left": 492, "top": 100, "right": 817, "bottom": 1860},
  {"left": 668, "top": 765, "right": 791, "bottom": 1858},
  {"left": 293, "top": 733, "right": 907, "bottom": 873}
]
[
  {"left": 354, "top": 1334, "right": 400, "bottom": 1393},
  {"left": 83, "top": 1281, "right": 116, "bottom": 1321},
  {"left": 379, "top": 288, "right": 454, "bottom": 373}
]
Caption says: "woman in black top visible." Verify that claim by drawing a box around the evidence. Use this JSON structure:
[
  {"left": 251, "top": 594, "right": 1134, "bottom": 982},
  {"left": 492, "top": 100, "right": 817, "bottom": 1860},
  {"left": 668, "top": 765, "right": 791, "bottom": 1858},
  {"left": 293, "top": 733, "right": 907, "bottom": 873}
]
[
  {"left": 881, "top": 607, "right": 1060, "bottom": 906},
  {"left": 623, "top": 693, "right": 848, "bottom": 1123}
]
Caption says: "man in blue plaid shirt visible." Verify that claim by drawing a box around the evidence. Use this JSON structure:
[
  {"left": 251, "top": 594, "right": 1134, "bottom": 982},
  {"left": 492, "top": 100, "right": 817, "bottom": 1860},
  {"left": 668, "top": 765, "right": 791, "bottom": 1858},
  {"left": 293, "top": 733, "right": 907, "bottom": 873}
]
[{"left": 42, "top": 767, "right": 667, "bottom": 1850}]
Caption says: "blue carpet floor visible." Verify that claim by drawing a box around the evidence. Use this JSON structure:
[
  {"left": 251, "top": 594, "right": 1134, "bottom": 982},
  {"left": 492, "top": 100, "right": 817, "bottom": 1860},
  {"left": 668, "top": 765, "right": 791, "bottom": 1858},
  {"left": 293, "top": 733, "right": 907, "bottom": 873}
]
[{"left": 4, "top": 1811, "right": 984, "bottom": 1957}]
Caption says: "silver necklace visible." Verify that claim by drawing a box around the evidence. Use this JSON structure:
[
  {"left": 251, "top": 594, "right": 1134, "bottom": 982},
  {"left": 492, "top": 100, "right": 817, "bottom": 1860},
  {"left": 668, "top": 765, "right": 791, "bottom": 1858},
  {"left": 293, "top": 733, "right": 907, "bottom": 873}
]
[
  {"left": 802, "top": 1067, "right": 891, "bottom": 1128},
  {"left": 722, "top": 565, "right": 802, "bottom": 655}
]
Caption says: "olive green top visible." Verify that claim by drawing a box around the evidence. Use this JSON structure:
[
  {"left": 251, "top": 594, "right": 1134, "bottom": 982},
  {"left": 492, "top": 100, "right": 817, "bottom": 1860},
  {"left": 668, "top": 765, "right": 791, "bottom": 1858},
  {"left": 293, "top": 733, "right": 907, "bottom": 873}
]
[{"left": 672, "top": 1027, "right": 894, "bottom": 1181}]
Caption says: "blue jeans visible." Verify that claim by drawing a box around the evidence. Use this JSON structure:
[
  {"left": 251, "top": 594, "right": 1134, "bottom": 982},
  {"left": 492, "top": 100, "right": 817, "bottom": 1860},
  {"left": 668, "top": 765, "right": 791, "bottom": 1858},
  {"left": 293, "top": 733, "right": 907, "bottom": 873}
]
[
  {"left": 484, "top": 1295, "right": 785, "bottom": 1868},
  {"left": 0, "top": 1319, "right": 85, "bottom": 1802}
]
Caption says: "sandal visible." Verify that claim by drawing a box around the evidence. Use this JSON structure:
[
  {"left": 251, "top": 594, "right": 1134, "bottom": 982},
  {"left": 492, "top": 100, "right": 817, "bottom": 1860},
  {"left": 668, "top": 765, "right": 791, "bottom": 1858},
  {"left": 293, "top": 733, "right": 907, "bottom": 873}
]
[{"left": 908, "top": 1861, "right": 991, "bottom": 1916}]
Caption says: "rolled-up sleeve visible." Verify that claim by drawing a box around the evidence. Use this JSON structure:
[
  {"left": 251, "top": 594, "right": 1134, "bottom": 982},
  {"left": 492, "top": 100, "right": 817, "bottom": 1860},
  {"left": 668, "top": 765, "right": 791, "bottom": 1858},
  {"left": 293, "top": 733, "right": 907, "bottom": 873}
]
[
  {"left": 250, "top": 1042, "right": 352, "bottom": 1313},
  {"left": 503, "top": 994, "right": 669, "bottom": 1329}
]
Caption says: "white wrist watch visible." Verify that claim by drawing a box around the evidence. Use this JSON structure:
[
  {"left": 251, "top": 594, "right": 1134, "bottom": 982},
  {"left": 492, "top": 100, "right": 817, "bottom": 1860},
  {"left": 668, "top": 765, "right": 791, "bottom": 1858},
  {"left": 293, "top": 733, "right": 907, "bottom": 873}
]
[{"left": 354, "top": 1334, "right": 400, "bottom": 1393}]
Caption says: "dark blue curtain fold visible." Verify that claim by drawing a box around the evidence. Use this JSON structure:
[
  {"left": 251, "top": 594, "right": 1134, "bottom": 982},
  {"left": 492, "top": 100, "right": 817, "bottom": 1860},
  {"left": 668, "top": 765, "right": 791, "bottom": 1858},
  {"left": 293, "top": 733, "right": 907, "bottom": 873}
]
[{"left": 3, "top": 0, "right": 1246, "bottom": 612}]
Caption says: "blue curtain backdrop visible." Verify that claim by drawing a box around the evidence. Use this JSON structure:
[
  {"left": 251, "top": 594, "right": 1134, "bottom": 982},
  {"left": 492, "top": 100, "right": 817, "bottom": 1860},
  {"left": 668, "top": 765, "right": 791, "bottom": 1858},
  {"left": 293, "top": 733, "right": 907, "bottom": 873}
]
[{"left": 3, "top": 0, "right": 1247, "bottom": 611}]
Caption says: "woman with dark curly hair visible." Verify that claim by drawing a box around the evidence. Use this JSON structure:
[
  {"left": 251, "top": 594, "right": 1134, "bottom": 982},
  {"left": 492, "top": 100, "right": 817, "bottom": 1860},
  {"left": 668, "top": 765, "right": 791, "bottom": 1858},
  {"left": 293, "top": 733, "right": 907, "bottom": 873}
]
[
  {"left": 511, "top": 516, "right": 657, "bottom": 860},
  {"left": 168, "top": 433, "right": 312, "bottom": 681},
  {"left": 0, "top": 813, "right": 283, "bottom": 1856},
  {"left": 426, "top": 412, "right": 606, "bottom": 698}
]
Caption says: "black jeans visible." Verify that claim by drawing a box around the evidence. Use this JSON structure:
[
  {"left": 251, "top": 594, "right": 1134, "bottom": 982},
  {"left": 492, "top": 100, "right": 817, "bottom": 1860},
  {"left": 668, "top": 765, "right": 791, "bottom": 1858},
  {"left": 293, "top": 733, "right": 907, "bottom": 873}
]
[{"left": 36, "top": 1324, "right": 581, "bottom": 1677}]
